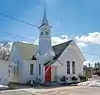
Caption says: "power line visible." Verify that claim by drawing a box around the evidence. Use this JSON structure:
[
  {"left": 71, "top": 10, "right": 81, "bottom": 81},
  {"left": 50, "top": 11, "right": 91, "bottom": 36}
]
[
  {"left": 1, "top": 32, "right": 33, "bottom": 40},
  {"left": 0, "top": 31, "right": 34, "bottom": 42},
  {"left": 0, "top": 12, "right": 38, "bottom": 28},
  {"left": 0, "top": 34, "right": 30, "bottom": 42}
]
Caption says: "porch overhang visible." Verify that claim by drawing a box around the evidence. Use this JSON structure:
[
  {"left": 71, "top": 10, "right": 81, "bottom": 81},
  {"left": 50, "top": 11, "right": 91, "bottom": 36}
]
[{"left": 43, "top": 59, "right": 63, "bottom": 66}]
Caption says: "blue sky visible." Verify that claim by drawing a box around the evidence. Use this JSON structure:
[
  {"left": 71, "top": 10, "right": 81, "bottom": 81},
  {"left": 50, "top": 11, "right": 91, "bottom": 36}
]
[{"left": 0, "top": 0, "right": 100, "bottom": 65}]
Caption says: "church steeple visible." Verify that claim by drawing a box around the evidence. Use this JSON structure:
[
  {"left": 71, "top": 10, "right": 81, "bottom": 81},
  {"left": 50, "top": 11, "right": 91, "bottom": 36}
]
[
  {"left": 38, "top": 4, "right": 54, "bottom": 56},
  {"left": 42, "top": 5, "right": 48, "bottom": 25}
]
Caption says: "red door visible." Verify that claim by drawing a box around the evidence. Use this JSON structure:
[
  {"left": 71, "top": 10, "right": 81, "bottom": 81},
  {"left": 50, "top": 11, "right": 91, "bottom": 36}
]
[{"left": 45, "top": 66, "right": 51, "bottom": 82}]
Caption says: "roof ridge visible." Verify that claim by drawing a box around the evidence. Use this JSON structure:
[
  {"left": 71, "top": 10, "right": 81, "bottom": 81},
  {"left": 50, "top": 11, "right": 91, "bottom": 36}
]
[
  {"left": 13, "top": 41, "right": 38, "bottom": 46},
  {"left": 52, "top": 40, "right": 73, "bottom": 47}
]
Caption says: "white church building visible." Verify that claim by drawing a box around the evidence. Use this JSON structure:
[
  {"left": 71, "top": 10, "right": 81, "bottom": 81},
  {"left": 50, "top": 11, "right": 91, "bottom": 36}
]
[{"left": 7, "top": 7, "right": 86, "bottom": 84}]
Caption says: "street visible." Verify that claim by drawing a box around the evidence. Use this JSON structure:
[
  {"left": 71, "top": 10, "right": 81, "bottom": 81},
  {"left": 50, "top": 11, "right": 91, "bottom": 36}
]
[
  {"left": 0, "top": 90, "right": 36, "bottom": 95},
  {"left": 0, "top": 86, "right": 100, "bottom": 95}
]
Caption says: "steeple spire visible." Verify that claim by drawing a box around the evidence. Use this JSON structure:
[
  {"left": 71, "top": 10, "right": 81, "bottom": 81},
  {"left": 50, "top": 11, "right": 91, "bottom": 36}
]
[{"left": 42, "top": 4, "right": 48, "bottom": 25}]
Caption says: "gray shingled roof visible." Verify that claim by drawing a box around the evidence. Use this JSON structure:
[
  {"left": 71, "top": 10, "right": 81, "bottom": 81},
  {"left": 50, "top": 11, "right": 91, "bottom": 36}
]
[{"left": 43, "top": 40, "right": 72, "bottom": 66}]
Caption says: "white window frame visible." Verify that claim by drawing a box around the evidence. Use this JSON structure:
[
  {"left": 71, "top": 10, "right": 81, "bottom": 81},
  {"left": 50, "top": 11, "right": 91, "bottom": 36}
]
[
  {"left": 30, "top": 64, "right": 33, "bottom": 75},
  {"left": 67, "top": 61, "right": 70, "bottom": 74},
  {"left": 72, "top": 61, "right": 75, "bottom": 74}
]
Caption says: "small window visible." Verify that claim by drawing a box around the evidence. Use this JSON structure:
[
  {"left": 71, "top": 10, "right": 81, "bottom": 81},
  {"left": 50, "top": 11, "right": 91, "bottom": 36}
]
[
  {"left": 46, "top": 31, "right": 48, "bottom": 35},
  {"left": 41, "top": 32, "right": 43, "bottom": 36},
  {"left": 39, "top": 64, "right": 41, "bottom": 75},
  {"left": 67, "top": 61, "right": 70, "bottom": 74},
  {"left": 30, "top": 64, "right": 33, "bottom": 75},
  {"left": 72, "top": 61, "right": 75, "bottom": 74}
]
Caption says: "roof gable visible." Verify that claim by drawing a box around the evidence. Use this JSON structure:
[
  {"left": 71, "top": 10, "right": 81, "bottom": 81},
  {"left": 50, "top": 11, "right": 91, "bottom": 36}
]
[
  {"left": 52, "top": 40, "right": 72, "bottom": 60},
  {"left": 44, "top": 40, "right": 72, "bottom": 66}
]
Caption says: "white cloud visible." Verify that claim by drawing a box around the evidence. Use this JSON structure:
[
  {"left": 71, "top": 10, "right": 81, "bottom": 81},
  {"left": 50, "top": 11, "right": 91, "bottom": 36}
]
[
  {"left": 51, "top": 35, "right": 89, "bottom": 47},
  {"left": 75, "top": 32, "right": 100, "bottom": 45},
  {"left": 77, "top": 42, "right": 87, "bottom": 47},
  {"left": 51, "top": 35, "right": 69, "bottom": 45}
]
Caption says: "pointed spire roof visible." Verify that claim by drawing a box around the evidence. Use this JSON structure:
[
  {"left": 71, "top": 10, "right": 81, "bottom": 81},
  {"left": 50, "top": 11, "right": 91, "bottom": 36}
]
[{"left": 42, "top": 4, "right": 48, "bottom": 25}]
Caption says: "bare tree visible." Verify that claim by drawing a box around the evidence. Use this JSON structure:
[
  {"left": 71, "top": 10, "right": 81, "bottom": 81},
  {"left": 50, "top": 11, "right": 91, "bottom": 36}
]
[{"left": 0, "top": 42, "right": 12, "bottom": 61}]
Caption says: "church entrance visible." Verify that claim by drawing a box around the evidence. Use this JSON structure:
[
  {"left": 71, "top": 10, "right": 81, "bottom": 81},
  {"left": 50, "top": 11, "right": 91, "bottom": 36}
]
[{"left": 45, "top": 66, "right": 51, "bottom": 82}]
